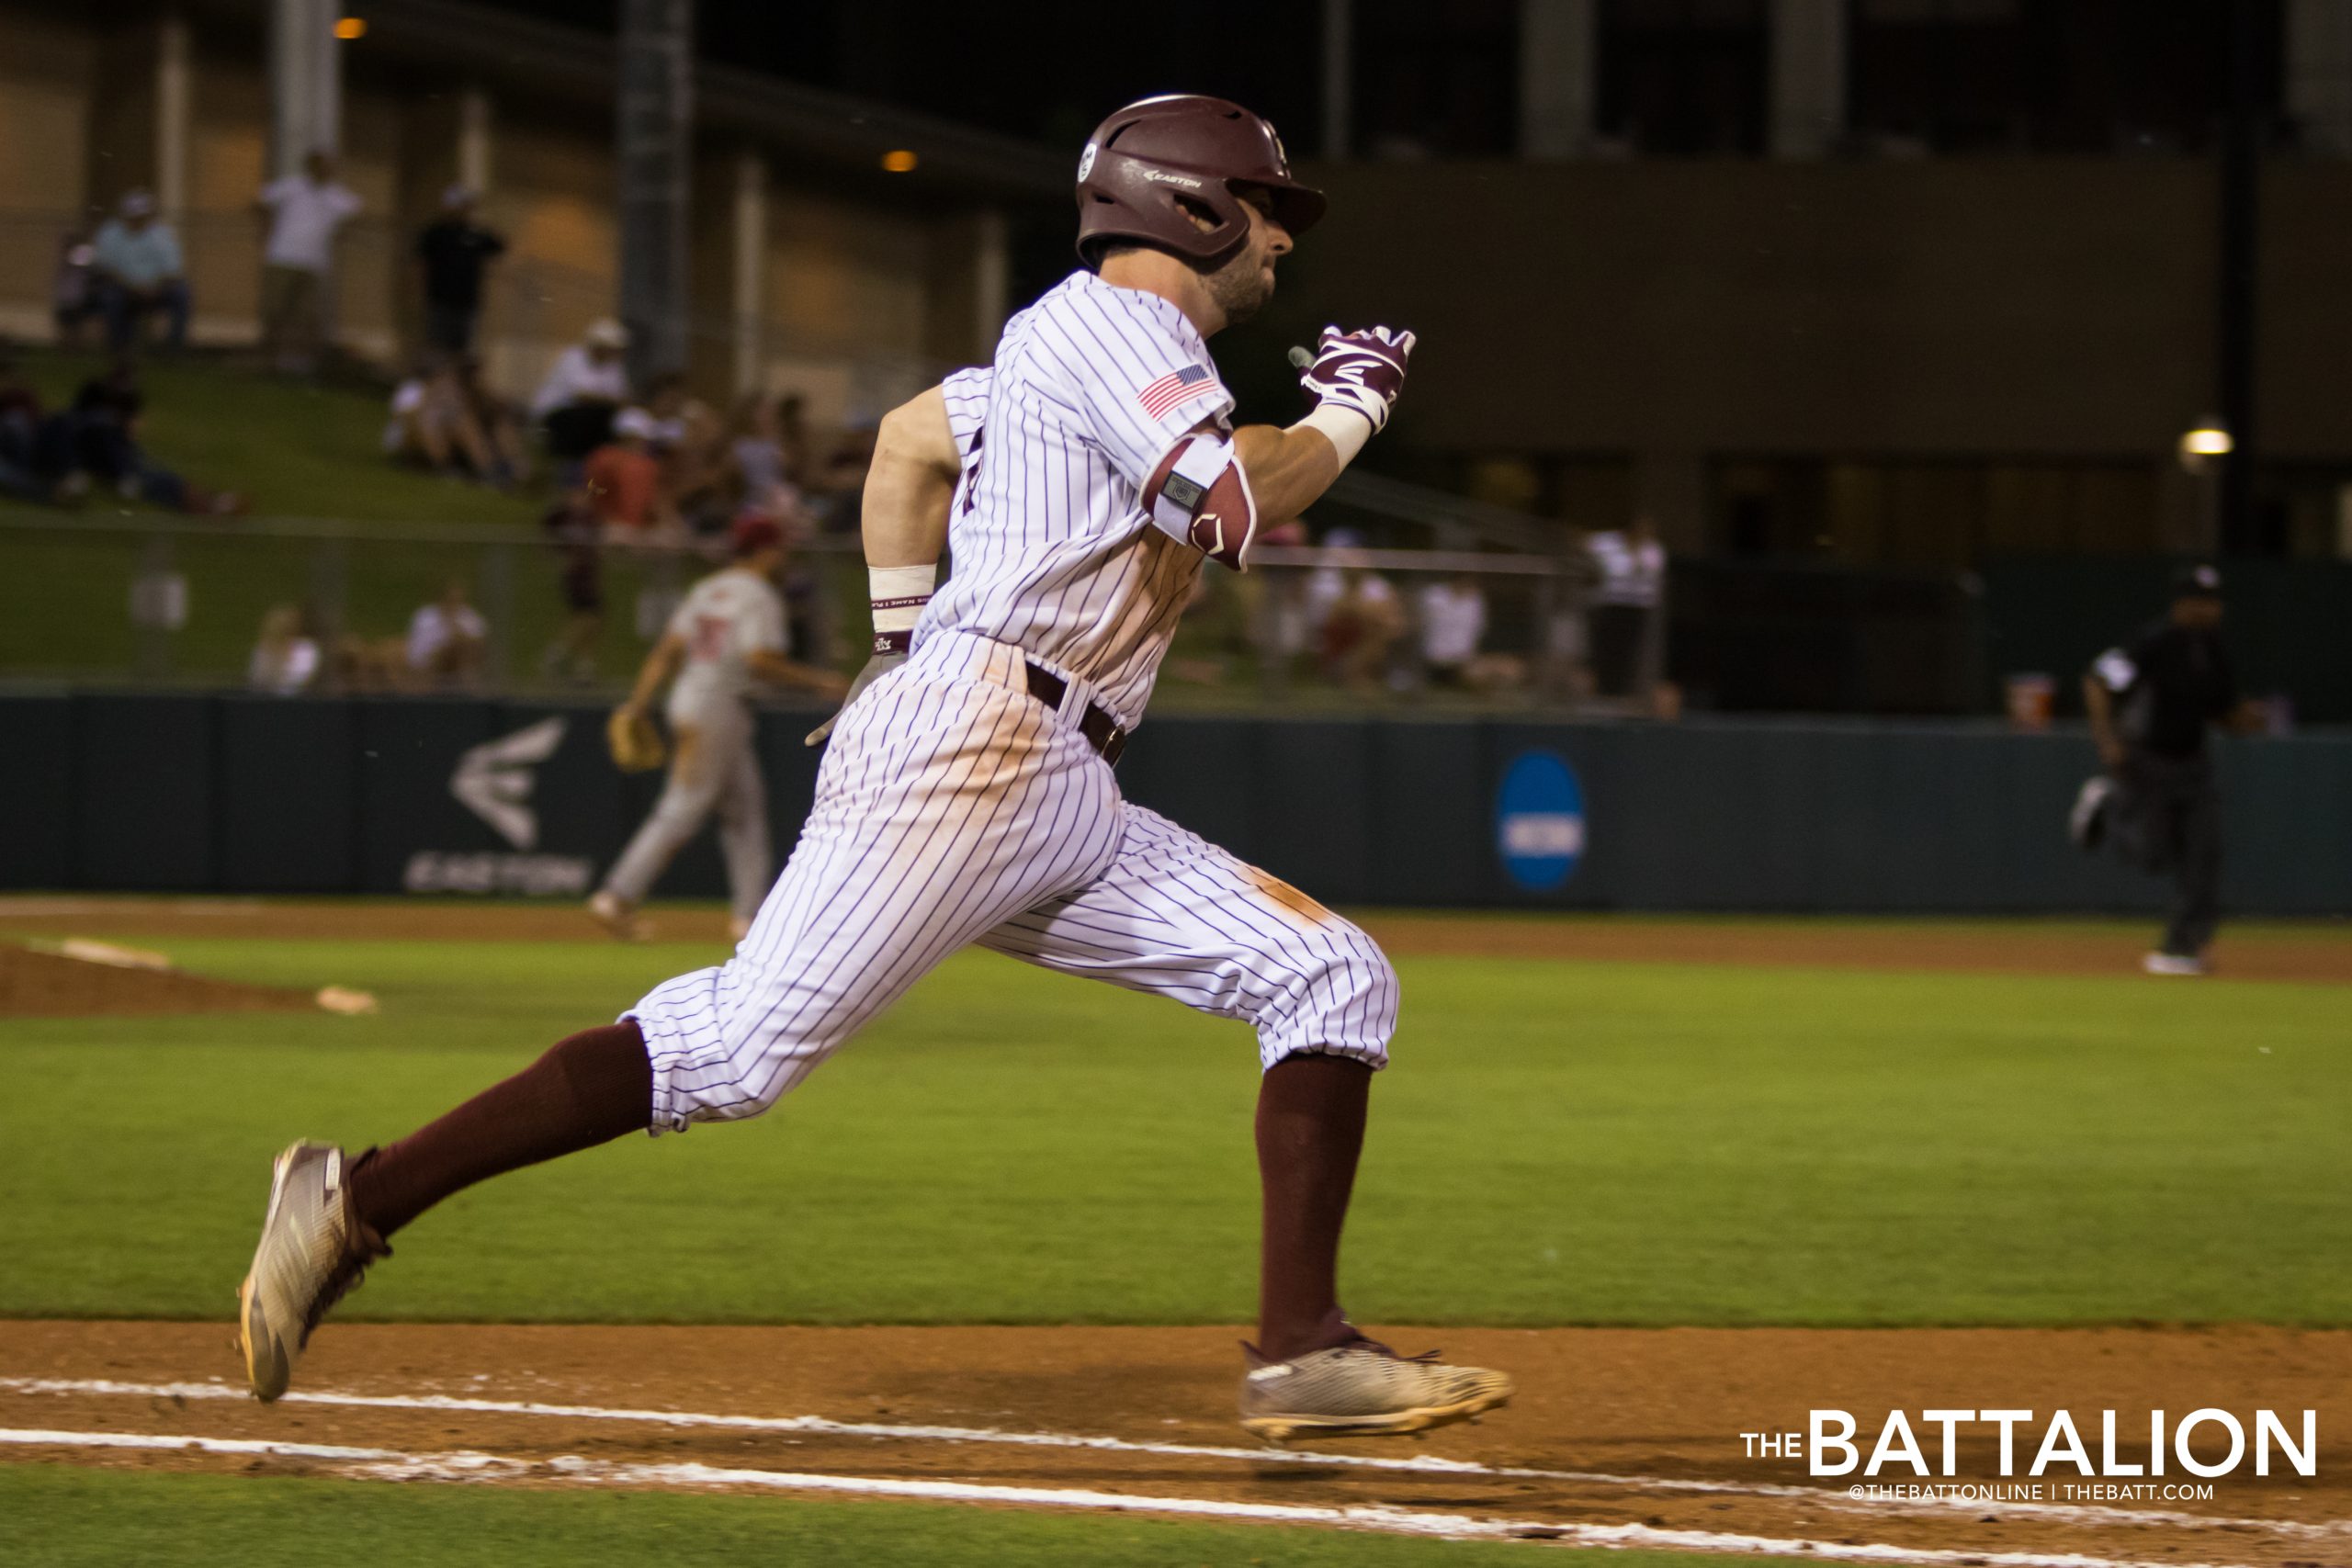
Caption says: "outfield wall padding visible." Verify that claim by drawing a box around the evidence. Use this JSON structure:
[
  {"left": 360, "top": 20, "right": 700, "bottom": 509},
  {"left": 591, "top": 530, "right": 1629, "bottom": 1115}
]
[{"left": 4, "top": 692, "right": 2346, "bottom": 917}]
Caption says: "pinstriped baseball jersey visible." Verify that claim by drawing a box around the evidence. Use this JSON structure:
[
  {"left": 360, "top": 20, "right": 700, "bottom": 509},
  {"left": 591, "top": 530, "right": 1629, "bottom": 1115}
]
[
  {"left": 620, "top": 272, "right": 1397, "bottom": 1135},
  {"left": 919, "top": 271, "right": 1234, "bottom": 728},
  {"left": 941, "top": 365, "right": 991, "bottom": 469},
  {"left": 662, "top": 568, "right": 786, "bottom": 728}
]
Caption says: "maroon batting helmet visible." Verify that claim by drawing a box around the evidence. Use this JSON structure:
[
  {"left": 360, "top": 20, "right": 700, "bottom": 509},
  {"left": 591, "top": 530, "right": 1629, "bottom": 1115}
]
[{"left": 1075, "top": 95, "right": 1326, "bottom": 269}]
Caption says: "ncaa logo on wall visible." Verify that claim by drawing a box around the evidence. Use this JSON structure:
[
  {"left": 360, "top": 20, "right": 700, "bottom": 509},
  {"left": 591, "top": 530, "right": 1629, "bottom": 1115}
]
[{"left": 1497, "top": 750, "right": 1585, "bottom": 892}]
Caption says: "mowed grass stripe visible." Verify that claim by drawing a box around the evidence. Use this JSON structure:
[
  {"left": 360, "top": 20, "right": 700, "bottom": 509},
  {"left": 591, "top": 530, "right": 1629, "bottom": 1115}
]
[
  {"left": 0, "top": 934, "right": 2344, "bottom": 1326},
  {"left": 0, "top": 1462, "right": 1815, "bottom": 1568}
]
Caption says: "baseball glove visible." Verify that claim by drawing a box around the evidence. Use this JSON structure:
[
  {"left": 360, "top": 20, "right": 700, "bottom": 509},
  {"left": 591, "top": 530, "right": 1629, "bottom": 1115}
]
[{"left": 606, "top": 705, "right": 667, "bottom": 773}]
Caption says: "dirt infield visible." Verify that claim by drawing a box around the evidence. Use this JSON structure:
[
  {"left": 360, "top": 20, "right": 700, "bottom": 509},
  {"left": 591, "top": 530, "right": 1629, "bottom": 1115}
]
[
  {"left": 0, "top": 896, "right": 2344, "bottom": 983},
  {"left": 0, "top": 942, "right": 317, "bottom": 1019},
  {"left": 1, "top": 1320, "right": 2343, "bottom": 1560}
]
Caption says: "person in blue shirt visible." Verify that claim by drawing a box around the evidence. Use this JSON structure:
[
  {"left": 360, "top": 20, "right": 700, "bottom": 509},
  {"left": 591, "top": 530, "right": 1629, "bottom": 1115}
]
[{"left": 91, "top": 191, "right": 189, "bottom": 355}]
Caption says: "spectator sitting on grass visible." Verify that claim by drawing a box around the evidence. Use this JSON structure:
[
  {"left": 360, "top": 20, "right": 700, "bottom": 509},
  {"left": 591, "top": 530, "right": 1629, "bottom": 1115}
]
[
  {"left": 664, "top": 391, "right": 739, "bottom": 535},
  {"left": 455, "top": 357, "right": 530, "bottom": 485},
  {"left": 1418, "top": 572, "right": 1520, "bottom": 693},
  {"left": 532, "top": 319, "right": 631, "bottom": 478},
  {"left": 0, "top": 349, "right": 45, "bottom": 502},
  {"left": 248, "top": 604, "right": 322, "bottom": 695},
  {"left": 1306, "top": 532, "right": 1406, "bottom": 694},
  {"left": 582, "top": 407, "right": 674, "bottom": 538},
  {"left": 385, "top": 355, "right": 523, "bottom": 487},
  {"left": 34, "top": 361, "right": 244, "bottom": 513},
  {"left": 724, "top": 394, "right": 831, "bottom": 534},
  {"left": 92, "top": 190, "right": 190, "bottom": 356},
  {"left": 405, "top": 578, "right": 489, "bottom": 689},
  {"left": 386, "top": 356, "right": 492, "bottom": 479}
]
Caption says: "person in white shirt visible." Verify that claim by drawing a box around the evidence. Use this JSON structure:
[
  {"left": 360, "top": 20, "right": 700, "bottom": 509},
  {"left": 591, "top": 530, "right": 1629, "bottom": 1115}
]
[
  {"left": 1418, "top": 574, "right": 1488, "bottom": 686},
  {"left": 404, "top": 579, "right": 489, "bottom": 688},
  {"left": 590, "top": 514, "right": 847, "bottom": 942},
  {"left": 92, "top": 191, "right": 189, "bottom": 355},
  {"left": 247, "top": 605, "right": 322, "bottom": 696},
  {"left": 255, "top": 151, "right": 362, "bottom": 373},
  {"left": 1587, "top": 514, "right": 1668, "bottom": 699},
  {"left": 532, "top": 319, "right": 633, "bottom": 472}
]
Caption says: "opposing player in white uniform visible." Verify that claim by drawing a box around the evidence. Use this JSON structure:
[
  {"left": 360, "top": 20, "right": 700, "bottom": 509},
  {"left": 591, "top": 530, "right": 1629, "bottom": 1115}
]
[
  {"left": 589, "top": 513, "right": 846, "bottom": 942},
  {"left": 235, "top": 96, "right": 1511, "bottom": 1442}
]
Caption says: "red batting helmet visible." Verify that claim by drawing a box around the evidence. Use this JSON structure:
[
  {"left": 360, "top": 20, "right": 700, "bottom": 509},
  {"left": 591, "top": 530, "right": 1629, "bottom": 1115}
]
[
  {"left": 729, "top": 511, "right": 784, "bottom": 558},
  {"left": 1075, "top": 95, "right": 1326, "bottom": 269}
]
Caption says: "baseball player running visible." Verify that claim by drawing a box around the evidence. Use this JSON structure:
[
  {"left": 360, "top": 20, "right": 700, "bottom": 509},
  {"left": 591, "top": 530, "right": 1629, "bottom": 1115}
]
[
  {"left": 236, "top": 95, "right": 1510, "bottom": 1443},
  {"left": 589, "top": 513, "right": 847, "bottom": 942}
]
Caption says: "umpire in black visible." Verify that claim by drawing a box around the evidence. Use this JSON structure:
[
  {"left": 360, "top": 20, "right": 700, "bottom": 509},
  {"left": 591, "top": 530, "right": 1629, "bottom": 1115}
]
[{"left": 2071, "top": 564, "right": 2263, "bottom": 976}]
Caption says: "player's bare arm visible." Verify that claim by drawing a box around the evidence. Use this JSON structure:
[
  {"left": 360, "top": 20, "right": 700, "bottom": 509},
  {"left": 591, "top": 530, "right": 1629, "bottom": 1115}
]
[
  {"left": 864, "top": 385, "right": 959, "bottom": 569},
  {"left": 1107, "top": 186, "right": 1415, "bottom": 570},
  {"left": 803, "top": 383, "right": 961, "bottom": 743}
]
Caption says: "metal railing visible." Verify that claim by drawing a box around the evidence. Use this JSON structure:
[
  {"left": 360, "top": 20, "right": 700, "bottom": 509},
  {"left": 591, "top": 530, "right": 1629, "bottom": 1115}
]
[{"left": 6, "top": 209, "right": 950, "bottom": 421}]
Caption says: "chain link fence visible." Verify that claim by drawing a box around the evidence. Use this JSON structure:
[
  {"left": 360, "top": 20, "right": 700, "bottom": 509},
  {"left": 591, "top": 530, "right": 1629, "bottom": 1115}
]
[{"left": 0, "top": 513, "right": 1612, "bottom": 712}]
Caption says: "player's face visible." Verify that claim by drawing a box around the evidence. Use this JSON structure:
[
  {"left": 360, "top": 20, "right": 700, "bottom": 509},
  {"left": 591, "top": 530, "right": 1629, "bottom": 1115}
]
[{"left": 1205, "top": 191, "right": 1291, "bottom": 326}]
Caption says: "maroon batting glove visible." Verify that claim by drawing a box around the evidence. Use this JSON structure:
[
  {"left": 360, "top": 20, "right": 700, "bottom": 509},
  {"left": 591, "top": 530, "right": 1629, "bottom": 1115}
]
[{"left": 1296, "top": 324, "right": 1416, "bottom": 433}]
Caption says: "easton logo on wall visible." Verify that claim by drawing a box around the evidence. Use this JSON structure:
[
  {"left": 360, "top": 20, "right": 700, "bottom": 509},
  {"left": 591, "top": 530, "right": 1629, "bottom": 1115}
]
[
  {"left": 404, "top": 717, "right": 594, "bottom": 897},
  {"left": 1497, "top": 749, "right": 1586, "bottom": 893}
]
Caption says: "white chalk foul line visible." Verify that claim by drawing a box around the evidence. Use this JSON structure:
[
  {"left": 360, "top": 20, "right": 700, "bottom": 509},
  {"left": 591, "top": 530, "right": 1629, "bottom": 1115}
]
[
  {"left": 0, "top": 1424, "right": 2280, "bottom": 1568},
  {"left": 1, "top": 1376, "right": 2337, "bottom": 1541}
]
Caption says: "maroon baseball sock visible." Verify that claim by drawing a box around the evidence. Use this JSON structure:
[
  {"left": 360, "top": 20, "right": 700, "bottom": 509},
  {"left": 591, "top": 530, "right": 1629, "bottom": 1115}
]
[
  {"left": 1253, "top": 1051, "right": 1374, "bottom": 1362},
  {"left": 347, "top": 1021, "right": 654, "bottom": 1239}
]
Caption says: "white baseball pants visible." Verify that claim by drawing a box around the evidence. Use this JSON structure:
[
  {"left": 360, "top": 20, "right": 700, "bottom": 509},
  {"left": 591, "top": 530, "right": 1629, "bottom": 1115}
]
[
  {"left": 599, "top": 702, "right": 773, "bottom": 925},
  {"left": 626, "top": 630, "right": 1396, "bottom": 1133}
]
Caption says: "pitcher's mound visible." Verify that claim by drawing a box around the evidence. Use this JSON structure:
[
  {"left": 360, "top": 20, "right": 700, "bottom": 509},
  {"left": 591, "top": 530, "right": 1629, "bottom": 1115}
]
[{"left": 0, "top": 942, "right": 319, "bottom": 1019}]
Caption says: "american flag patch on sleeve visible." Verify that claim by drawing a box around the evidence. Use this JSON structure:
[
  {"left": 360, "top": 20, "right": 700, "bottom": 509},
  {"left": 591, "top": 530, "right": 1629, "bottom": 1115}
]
[{"left": 1136, "top": 363, "right": 1216, "bottom": 419}]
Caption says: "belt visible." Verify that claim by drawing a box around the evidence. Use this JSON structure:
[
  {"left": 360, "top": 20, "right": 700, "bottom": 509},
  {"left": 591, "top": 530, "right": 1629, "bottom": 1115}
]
[{"left": 1023, "top": 660, "right": 1128, "bottom": 765}]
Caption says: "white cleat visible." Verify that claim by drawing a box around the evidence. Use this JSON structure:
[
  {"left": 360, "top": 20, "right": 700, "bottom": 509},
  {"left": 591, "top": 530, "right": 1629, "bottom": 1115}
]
[
  {"left": 235, "top": 1142, "right": 388, "bottom": 1403},
  {"left": 2142, "top": 951, "right": 2208, "bottom": 977},
  {"left": 1238, "top": 1337, "right": 1513, "bottom": 1444}
]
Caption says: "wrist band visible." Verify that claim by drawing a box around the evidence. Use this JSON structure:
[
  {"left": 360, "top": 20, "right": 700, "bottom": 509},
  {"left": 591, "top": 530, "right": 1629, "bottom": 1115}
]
[
  {"left": 1295, "top": 403, "right": 1374, "bottom": 468},
  {"left": 870, "top": 563, "right": 937, "bottom": 655}
]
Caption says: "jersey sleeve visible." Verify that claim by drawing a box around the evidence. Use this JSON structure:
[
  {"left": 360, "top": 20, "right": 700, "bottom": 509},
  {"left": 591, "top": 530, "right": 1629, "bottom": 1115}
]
[
  {"left": 939, "top": 367, "right": 992, "bottom": 466},
  {"left": 1041, "top": 288, "right": 1233, "bottom": 491}
]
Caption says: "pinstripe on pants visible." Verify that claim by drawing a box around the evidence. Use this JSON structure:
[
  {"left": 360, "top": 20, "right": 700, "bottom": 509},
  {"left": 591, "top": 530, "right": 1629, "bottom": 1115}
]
[{"left": 627, "top": 630, "right": 1396, "bottom": 1134}]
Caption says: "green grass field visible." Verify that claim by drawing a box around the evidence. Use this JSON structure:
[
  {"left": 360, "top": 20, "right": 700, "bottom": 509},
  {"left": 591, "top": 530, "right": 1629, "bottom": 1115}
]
[
  {"left": 4, "top": 927, "right": 2346, "bottom": 1328},
  {"left": 4, "top": 916, "right": 2345, "bottom": 1564},
  {"left": 0, "top": 1464, "right": 1741, "bottom": 1568}
]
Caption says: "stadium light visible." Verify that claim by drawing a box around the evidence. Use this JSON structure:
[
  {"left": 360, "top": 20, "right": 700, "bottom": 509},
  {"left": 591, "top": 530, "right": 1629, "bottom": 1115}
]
[
  {"left": 333, "top": 16, "right": 367, "bottom": 39},
  {"left": 880, "top": 149, "right": 919, "bottom": 173},
  {"left": 2180, "top": 421, "right": 2233, "bottom": 459}
]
